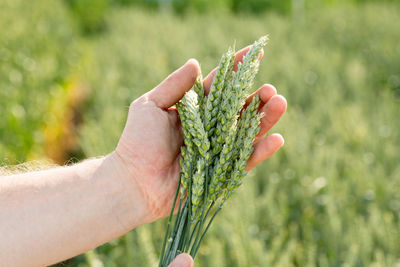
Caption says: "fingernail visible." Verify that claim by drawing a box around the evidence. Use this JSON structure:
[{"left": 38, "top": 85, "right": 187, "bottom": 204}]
[
  {"left": 263, "top": 84, "right": 277, "bottom": 94},
  {"left": 274, "top": 133, "right": 285, "bottom": 146},
  {"left": 186, "top": 58, "right": 199, "bottom": 66},
  {"left": 185, "top": 58, "right": 200, "bottom": 78}
]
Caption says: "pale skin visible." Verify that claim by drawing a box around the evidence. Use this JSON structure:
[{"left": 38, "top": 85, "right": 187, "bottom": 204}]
[{"left": 0, "top": 46, "right": 287, "bottom": 267}]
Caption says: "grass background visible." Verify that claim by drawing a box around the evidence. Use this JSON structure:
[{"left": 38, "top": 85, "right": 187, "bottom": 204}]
[{"left": 1, "top": 0, "right": 400, "bottom": 266}]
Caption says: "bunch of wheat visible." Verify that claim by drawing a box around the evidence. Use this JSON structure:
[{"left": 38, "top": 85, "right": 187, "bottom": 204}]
[{"left": 159, "top": 36, "right": 268, "bottom": 267}]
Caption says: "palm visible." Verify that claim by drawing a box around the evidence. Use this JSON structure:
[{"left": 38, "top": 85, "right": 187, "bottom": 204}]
[{"left": 117, "top": 99, "right": 183, "bottom": 219}]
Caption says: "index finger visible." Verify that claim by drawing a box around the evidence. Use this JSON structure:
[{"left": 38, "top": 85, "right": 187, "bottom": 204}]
[{"left": 202, "top": 45, "right": 264, "bottom": 94}]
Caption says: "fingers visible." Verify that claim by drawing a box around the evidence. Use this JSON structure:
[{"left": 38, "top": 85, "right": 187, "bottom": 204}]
[
  {"left": 168, "top": 253, "right": 194, "bottom": 267},
  {"left": 245, "top": 85, "right": 286, "bottom": 170},
  {"left": 246, "top": 133, "right": 284, "bottom": 171},
  {"left": 147, "top": 59, "right": 200, "bottom": 108},
  {"left": 203, "top": 45, "right": 264, "bottom": 94},
  {"left": 254, "top": 94, "right": 287, "bottom": 143},
  {"left": 244, "top": 84, "right": 277, "bottom": 108}
]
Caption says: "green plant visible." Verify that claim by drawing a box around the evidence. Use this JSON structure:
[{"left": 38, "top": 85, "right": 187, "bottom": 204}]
[{"left": 159, "top": 36, "right": 267, "bottom": 266}]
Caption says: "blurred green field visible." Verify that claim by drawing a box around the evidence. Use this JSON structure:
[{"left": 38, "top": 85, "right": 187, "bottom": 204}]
[
  {"left": 0, "top": 0, "right": 78, "bottom": 163},
  {"left": 1, "top": 0, "right": 400, "bottom": 266}
]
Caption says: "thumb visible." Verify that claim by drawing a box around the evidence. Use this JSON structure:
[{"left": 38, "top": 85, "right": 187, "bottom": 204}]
[
  {"left": 167, "top": 253, "right": 194, "bottom": 267},
  {"left": 148, "top": 59, "right": 200, "bottom": 109}
]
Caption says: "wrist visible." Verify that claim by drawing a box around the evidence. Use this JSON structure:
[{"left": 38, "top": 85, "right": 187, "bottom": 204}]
[{"left": 97, "top": 151, "right": 150, "bottom": 233}]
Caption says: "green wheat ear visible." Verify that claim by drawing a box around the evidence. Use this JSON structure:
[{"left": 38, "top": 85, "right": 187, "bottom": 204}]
[
  {"left": 203, "top": 47, "right": 235, "bottom": 137},
  {"left": 223, "top": 95, "right": 263, "bottom": 202},
  {"left": 179, "top": 90, "right": 210, "bottom": 158},
  {"left": 193, "top": 72, "right": 205, "bottom": 120},
  {"left": 212, "top": 36, "right": 267, "bottom": 156},
  {"left": 178, "top": 90, "right": 211, "bottom": 219},
  {"left": 177, "top": 89, "right": 208, "bottom": 197},
  {"left": 177, "top": 103, "right": 195, "bottom": 197}
]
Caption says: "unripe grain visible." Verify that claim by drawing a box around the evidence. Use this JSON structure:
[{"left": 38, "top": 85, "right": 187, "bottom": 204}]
[{"left": 212, "top": 36, "right": 267, "bottom": 155}]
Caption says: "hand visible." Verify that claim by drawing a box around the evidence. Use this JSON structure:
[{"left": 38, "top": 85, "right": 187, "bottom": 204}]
[
  {"left": 113, "top": 46, "right": 287, "bottom": 227},
  {"left": 168, "top": 254, "right": 194, "bottom": 267}
]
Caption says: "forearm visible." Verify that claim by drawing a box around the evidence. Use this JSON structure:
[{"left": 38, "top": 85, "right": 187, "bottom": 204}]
[{"left": 0, "top": 153, "right": 145, "bottom": 266}]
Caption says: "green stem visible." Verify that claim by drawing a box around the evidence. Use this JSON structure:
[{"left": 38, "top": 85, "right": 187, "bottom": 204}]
[
  {"left": 188, "top": 201, "right": 214, "bottom": 252},
  {"left": 192, "top": 206, "right": 222, "bottom": 257},
  {"left": 189, "top": 167, "right": 210, "bottom": 256},
  {"left": 187, "top": 219, "right": 200, "bottom": 250},
  {"left": 163, "top": 197, "right": 184, "bottom": 266},
  {"left": 166, "top": 203, "right": 189, "bottom": 265},
  {"left": 181, "top": 174, "right": 193, "bottom": 252},
  {"left": 177, "top": 216, "right": 189, "bottom": 255},
  {"left": 158, "top": 174, "right": 181, "bottom": 267},
  {"left": 172, "top": 197, "right": 185, "bottom": 236}
]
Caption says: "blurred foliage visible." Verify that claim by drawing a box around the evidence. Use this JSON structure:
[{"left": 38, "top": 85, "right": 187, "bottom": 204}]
[
  {"left": 65, "top": 0, "right": 109, "bottom": 33},
  {"left": 231, "top": 0, "right": 291, "bottom": 14},
  {"left": 0, "top": 0, "right": 78, "bottom": 164},
  {"left": 1, "top": 0, "right": 400, "bottom": 266},
  {"left": 63, "top": 0, "right": 400, "bottom": 33}
]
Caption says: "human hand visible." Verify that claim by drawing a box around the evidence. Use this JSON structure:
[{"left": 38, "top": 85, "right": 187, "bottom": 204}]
[
  {"left": 168, "top": 254, "right": 194, "bottom": 267},
  {"left": 112, "top": 46, "right": 287, "bottom": 228}
]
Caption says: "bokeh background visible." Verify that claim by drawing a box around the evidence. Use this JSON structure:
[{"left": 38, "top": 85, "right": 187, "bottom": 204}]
[{"left": 1, "top": 0, "right": 400, "bottom": 266}]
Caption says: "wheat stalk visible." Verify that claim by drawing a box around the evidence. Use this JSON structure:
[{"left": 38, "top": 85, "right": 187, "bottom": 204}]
[{"left": 159, "top": 36, "right": 268, "bottom": 267}]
